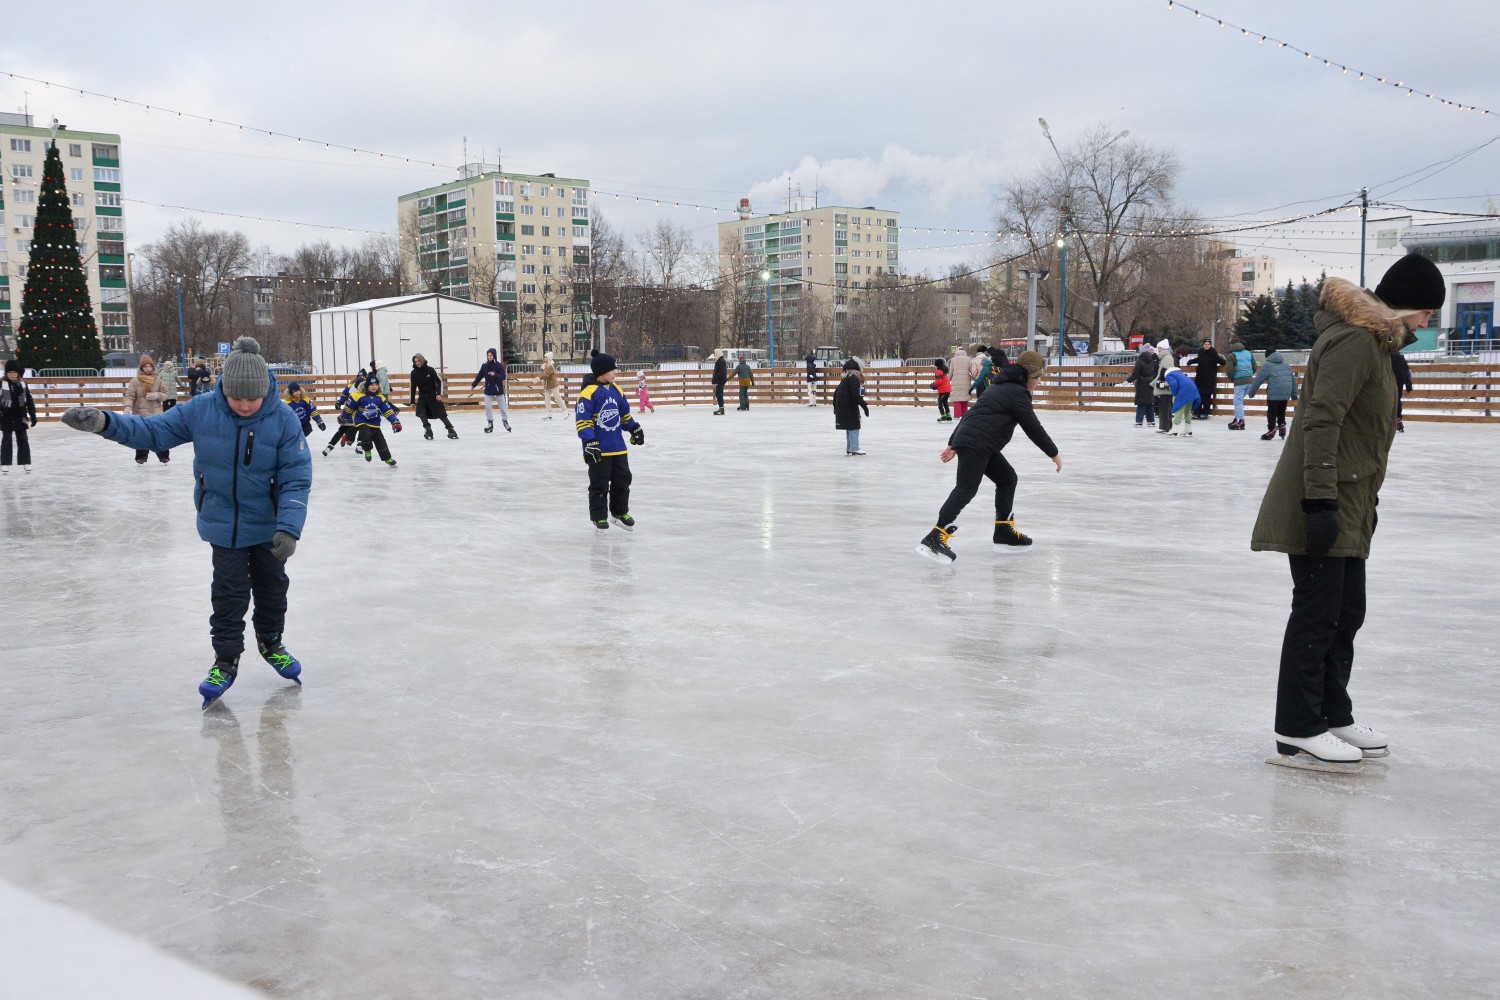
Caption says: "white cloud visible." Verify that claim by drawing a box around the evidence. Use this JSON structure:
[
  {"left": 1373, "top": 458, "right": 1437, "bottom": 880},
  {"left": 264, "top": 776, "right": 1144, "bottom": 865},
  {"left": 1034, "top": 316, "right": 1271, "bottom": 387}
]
[{"left": 745, "top": 145, "right": 1005, "bottom": 215}]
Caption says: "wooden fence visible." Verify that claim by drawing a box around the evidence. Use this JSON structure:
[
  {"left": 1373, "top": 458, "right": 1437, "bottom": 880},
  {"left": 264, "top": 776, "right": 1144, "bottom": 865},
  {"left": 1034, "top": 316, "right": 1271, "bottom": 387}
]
[{"left": 22, "top": 364, "right": 1500, "bottom": 423}]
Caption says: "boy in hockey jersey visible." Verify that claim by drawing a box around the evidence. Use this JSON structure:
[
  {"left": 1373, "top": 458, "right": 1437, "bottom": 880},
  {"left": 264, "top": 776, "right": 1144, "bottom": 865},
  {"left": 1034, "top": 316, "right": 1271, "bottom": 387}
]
[
  {"left": 575, "top": 352, "right": 644, "bottom": 531},
  {"left": 342, "top": 375, "right": 403, "bottom": 467},
  {"left": 321, "top": 369, "right": 366, "bottom": 456},
  {"left": 285, "top": 383, "right": 326, "bottom": 438}
]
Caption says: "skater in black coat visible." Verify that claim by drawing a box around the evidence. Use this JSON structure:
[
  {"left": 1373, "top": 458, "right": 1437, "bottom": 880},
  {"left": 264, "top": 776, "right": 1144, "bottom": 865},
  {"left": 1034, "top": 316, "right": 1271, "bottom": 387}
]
[
  {"left": 1, "top": 360, "right": 37, "bottom": 471},
  {"left": 1192, "top": 340, "right": 1223, "bottom": 417},
  {"left": 832, "top": 360, "right": 870, "bottom": 455},
  {"left": 409, "top": 354, "right": 457, "bottom": 440},
  {"left": 1123, "top": 345, "right": 1159, "bottom": 427},
  {"left": 917, "top": 351, "right": 1061, "bottom": 562},
  {"left": 710, "top": 350, "right": 729, "bottom": 415}
]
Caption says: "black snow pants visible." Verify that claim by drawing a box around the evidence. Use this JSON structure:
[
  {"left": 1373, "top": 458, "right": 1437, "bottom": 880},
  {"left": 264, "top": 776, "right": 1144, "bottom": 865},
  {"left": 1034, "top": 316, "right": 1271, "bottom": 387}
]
[
  {"left": 210, "top": 542, "right": 290, "bottom": 659},
  {"left": 1275, "top": 555, "right": 1365, "bottom": 738},
  {"left": 587, "top": 454, "right": 632, "bottom": 521},
  {"left": 936, "top": 448, "right": 1017, "bottom": 527},
  {"left": 0, "top": 426, "right": 29, "bottom": 466},
  {"left": 357, "top": 427, "right": 393, "bottom": 462}
]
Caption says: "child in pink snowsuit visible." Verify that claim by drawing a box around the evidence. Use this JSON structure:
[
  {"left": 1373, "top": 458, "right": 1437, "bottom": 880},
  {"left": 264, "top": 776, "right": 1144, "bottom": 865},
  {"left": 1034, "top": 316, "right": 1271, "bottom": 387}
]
[{"left": 636, "top": 370, "right": 655, "bottom": 412}]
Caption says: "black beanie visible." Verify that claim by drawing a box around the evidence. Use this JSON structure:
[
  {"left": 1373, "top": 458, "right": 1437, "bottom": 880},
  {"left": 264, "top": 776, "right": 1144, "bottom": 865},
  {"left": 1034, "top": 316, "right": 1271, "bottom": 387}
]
[
  {"left": 591, "top": 352, "right": 617, "bottom": 377},
  {"left": 842, "top": 358, "right": 861, "bottom": 371},
  {"left": 4, "top": 359, "right": 21, "bottom": 375},
  {"left": 1375, "top": 254, "right": 1446, "bottom": 312}
]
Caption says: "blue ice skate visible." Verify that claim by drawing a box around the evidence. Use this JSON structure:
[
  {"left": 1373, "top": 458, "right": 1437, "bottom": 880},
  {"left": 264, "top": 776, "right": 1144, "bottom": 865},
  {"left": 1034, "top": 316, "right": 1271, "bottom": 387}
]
[
  {"left": 257, "top": 635, "right": 303, "bottom": 685},
  {"left": 200, "top": 656, "right": 240, "bottom": 709}
]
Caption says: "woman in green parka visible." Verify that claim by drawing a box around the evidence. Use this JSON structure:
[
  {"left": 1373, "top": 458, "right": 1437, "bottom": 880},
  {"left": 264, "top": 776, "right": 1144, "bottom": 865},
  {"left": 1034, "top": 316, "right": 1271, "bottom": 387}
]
[{"left": 1251, "top": 254, "right": 1444, "bottom": 769}]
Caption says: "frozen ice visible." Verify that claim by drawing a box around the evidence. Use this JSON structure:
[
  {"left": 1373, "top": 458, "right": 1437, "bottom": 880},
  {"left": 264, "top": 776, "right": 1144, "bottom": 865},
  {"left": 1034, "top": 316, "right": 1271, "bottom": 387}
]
[{"left": 3, "top": 404, "right": 1499, "bottom": 998}]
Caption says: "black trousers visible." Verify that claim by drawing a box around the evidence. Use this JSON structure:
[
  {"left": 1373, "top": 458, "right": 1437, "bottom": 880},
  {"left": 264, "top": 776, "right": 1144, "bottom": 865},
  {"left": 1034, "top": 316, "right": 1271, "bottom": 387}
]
[
  {"left": 587, "top": 454, "right": 632, "bottom": 521},
  {"left": 135, "top": 447, "right": 170, "bottom": 462},
  {"left": 162, "top": 399, "right": 176, "bottom": 412},
  {"left": 937, "top": 392, "right": 950, "bottom": 417},
  {"left": 326, "top": 424, "right": 353, "bottom": 449},
  {"left": 1155, "top": 394, "right": 1173, "bottom": 430},
  {"left": 210, "top": 542, "right": 290, "bottom": 658},
  {"left": 357, "top": 426, "right": 393, "bottom": 461},
  {"left": 1275, "top": 555, "right": 1365, "bottom": 737},
  {"left": 1, "top": 426, "right": 29, "bottom": 466},
  {"left": 936, "top": 448, "right": 1017, "bottom": 527},
  {"left": 1193, "top": 382, "right": 1215, "bottom": 417},
  {"left": 1266, "top": 399, "right": 1288, "bottom": 430},
  {"left": 415, "top": 397, "right": 453, "bottom": 430},
  {"left": 713, "top": 383, "right": 725, "bottom": 408}
]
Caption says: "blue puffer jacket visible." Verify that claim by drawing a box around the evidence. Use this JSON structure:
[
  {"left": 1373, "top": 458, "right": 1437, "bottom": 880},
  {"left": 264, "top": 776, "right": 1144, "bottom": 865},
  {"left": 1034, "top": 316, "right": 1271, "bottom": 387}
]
[
  {"left": 1247, "top": 351, "right": 1299, "bottom": 401},
  {"left": 1164, "top": 368, "right": 1202, "bottom": 408},
  {"left": 100, "top": 376, "right": 312, "bottom": 548}
]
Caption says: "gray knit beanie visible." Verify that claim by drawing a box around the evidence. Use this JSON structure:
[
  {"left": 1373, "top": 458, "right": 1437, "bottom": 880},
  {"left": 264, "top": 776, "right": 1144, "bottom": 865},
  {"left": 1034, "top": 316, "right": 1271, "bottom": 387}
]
[{"left": 221, "top": 337, "right": 272, "bottom": 400}]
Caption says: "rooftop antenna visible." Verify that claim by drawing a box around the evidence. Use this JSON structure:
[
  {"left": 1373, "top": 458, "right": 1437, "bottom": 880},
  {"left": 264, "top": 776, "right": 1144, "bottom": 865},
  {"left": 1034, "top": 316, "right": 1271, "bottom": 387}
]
[
  {"left": 815, "top": 173, "right": 820, "bottom": 209},
  {"left": 462, "top": 136, "right": 468, "bottom": 176}
]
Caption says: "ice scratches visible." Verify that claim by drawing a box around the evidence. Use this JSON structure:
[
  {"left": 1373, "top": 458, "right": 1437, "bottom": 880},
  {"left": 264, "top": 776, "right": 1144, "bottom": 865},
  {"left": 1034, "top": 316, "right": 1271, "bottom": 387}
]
[{"left": 452, "top": 851, "right": 564, "bottom": 882}]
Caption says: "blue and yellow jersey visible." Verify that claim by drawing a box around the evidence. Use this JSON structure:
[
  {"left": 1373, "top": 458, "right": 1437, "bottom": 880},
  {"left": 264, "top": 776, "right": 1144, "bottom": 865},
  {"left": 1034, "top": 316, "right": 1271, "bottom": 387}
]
[
  {"left": 343, "top": 390, "right": 399, "bottom": 428},
  {"left": 575, "top": 382, "right": 639, "bottom": 456},
  {"left": 287, "top": 397, "right": 320, "bottom": 424}
]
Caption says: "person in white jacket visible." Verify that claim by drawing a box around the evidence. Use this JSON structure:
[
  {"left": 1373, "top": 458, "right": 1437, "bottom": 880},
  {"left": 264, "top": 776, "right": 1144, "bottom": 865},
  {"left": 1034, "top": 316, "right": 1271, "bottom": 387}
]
[{"left": 949, "top": 346, "right": 975, "bottom": 419}]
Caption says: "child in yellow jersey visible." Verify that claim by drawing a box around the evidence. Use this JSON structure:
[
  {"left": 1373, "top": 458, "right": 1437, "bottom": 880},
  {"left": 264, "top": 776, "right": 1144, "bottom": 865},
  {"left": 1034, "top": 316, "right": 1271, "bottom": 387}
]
[{"left": 575, "top": 352, "right": 644, "bottom": 531}]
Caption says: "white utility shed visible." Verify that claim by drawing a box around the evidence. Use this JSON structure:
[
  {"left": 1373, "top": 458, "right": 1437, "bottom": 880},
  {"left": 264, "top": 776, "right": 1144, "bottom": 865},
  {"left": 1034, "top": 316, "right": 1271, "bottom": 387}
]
[{"left": 309, "top": 294, "right": 505, "bottom": 375}]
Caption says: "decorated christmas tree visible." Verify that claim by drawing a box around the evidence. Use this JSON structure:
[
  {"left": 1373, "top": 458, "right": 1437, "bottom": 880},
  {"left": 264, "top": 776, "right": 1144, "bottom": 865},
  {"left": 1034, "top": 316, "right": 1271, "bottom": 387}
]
[{"left": 15, "top": 140, "right": 104, "bottom": 370}]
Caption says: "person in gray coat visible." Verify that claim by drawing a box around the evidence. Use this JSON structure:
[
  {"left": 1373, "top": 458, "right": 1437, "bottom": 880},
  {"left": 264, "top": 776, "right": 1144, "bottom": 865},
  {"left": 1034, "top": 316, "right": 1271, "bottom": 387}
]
[{"left": 1246, "top": 350, "right": 1300, "bottom": 440}]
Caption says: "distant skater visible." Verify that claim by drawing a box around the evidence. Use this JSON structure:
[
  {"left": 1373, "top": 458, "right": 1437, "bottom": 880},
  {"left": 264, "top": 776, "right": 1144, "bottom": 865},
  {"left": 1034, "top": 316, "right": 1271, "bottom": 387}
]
[
  {"left": 410, "top": 353, "right": 457, "bottom": 440},
  {"left": 932, "top": 357, "right": 952, "bottom": 422},
  {"left": 917, "top": 351, "right": 1061, "bottom": 563},
  {"left": 0, "top": 360, "right": 37, "bottom": 473},
  {"left": 541, "top": 352, "right": 566, "bottom": 420},
  {"left": 735, "top": 357, "right": 754, "bottom": 410},
  {"left": 284, "top": 383, "right": 326, "bottom": 438},
  {"left": 343, "top": 374, "right": 403, "bottom": 467},
  {"left": 635, "top": 369, "right": 655, "bottom": 413},
  {"left": 1247, "top": 349, "right": 1299, "bottom": 440},
  {"left": 711, "top": 350, "right": 728, "bottom": 415},
  {"left": 575, "top": 352, "right": 645, "bottom": 531},
  {"left": 833, "top": 359, "right": 870, "bottom": 456},
  {"left": 472, "top": 348, "right": 511, "bottom": 433}
]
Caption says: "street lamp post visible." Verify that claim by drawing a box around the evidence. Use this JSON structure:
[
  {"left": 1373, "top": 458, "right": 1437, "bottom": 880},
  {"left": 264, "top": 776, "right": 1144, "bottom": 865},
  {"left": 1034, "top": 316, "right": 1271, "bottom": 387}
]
[
  {"left": 1018, "top": 268, "right": 1048, "bottom": 353},
  {"left": 175, "top": 275, "right": 187, "bottom": 362},
  {"left": 596, "top": 313, "right": 611, "bottom": 355},
  {"left": 1092, "top": 299, "right": 1110, "bottom": 349},
  {"left": 761, "top": 269, "right": 774, "bottom": 367},
  {"left": 1055, "top": 238, "right": 1067, "bottom": 363}
]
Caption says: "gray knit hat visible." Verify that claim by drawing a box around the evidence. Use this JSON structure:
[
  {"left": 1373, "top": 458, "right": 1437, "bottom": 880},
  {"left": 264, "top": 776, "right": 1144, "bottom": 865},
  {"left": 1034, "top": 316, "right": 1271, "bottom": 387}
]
[{"left": 221, "top": 337, "right": 272, "bottom": 400}]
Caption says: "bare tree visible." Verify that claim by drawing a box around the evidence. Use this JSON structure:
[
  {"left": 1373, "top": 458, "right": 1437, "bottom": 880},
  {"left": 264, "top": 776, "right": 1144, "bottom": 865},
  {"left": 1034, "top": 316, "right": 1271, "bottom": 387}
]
[{"left": 138, "top": 220, "right": 251, "bottom": 356}]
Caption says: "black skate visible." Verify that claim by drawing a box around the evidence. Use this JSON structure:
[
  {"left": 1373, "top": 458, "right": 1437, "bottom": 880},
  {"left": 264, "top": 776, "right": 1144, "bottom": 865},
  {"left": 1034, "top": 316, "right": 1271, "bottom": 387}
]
[
  {"left": 424, "top": 428, "right": 434, "bottom": 441},
  {"left": 503, "top": 420, "right": 511, "bottom": 432},
  {"left": 610, "top": 512, "right": 636, "bottom": 531},
  {"left": 200, "top": 655, "right": 240, "bottom": 709},
  {"left": 447, "top": 428, "right": 459, "bottom": 440},
  {"left": 593, "top": 518, "right": 609, "bottom": 532},
  {"left": 485, "top": 421, "right": 494, "bottom": 433},
  {"left": 993, "top": 519, "right": 1034, "bottom": 551},
  {"left": 916, "top": 524, "right": 957, "bottom": 564}
]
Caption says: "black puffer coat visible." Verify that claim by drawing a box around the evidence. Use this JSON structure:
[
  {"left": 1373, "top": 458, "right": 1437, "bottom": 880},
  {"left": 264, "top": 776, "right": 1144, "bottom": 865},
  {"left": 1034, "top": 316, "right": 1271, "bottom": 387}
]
[
  {"left": 1125, "top": 351, "right": 1159, "bottom": 406},
  {"left": 409, "top": 362, "right": 449, "bottom": 418},
  {"left": 949, "top": 363, "right": 1058, "bottom": 458},
  {"left": 832, "top": 371, "right": 869, "bottom": 429}
]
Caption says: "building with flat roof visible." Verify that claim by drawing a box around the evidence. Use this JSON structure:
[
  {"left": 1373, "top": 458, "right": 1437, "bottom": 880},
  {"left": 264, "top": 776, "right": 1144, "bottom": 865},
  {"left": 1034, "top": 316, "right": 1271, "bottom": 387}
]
[
  {"left": 0, "top": 113, "right": 130, "bottom": 353},
  {"left": 717, "top": 200, "right": 900, "bottom": 351},
  {"left": 397, "top": 168, "right": 590, "bottom": 360}
]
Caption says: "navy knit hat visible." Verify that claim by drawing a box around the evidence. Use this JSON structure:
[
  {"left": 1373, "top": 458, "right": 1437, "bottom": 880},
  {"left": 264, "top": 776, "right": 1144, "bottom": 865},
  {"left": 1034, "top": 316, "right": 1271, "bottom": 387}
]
[
  {"left": 591, "top": 352, "right": 617, "bottom": 377},
  {"left": 1375, "top": 253, "right": 1446, "bottom": 312}
]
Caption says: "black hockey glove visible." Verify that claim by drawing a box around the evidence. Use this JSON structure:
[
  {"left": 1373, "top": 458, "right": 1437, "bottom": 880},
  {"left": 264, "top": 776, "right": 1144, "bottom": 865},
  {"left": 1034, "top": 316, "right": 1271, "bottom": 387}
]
[
  {"left": 1302, "top": 499, "right": 1340, "bottom": 559},
  {"left": 583, "top": 440, "right": 603, "bottom": 464},
  {"left": 629, "top": 426, "right": 645, "bottom": 446}
]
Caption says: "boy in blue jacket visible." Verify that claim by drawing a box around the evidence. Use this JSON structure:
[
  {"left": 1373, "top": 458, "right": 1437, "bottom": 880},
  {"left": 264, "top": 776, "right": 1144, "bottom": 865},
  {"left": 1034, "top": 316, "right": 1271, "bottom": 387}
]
[
  {"left": 1163, "top": 365, "right": 1201, "bottom": 437},
  {"left": 471, "top": 348, "right": 510, "bottom": 433},
  {"left": 60, "top": 337, "right": 312, "bottom": 708},
  {"left": 341, "top": 374, "right": 403, "bottom": 467},
  {"left": 285, "top": 382, "right": 326, "bottom": 438},
  {"left": 575, "top": 352, "right": 644, "bottom": 530}
]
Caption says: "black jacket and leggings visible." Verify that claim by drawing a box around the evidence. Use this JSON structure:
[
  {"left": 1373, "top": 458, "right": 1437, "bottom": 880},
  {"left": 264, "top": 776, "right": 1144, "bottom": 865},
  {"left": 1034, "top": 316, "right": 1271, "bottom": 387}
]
[
  {"left": 0, "top": 378, "right": 37, "bottom": 467},
  {"left": 711, "top": 357, "right": 728, "bottom": 410},
  {"left": 935, "top": 364, "right": 1057, "bottom": 526},
  {"left": 409, "top": 365, "right": 454, "bottom": 433}
]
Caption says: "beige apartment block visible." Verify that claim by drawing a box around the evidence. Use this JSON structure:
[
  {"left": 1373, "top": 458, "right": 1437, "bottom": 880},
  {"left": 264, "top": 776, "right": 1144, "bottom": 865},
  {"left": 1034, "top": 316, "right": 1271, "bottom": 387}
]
[
  {"left": 397, "top": 168, "right": 591, "bottom": 360},
  {"left": 1233, "top": 255, "right": 1277, "bottom": 305},
  {"left": 0, "top": 113, "right": 130, "bottom": 354},
  {"left": 717, "top": 201, "right": 900, "bottom": 349}
]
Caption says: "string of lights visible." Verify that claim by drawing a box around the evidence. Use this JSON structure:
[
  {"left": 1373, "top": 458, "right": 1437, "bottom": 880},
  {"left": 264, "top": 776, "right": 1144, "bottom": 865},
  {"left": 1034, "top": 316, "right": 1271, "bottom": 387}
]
[
  {"left": 0, "top": 68, "right": 456, "bottom": 170},
  {"left": 1164, "top": 3, "right": 1494, "bottom": 115}
]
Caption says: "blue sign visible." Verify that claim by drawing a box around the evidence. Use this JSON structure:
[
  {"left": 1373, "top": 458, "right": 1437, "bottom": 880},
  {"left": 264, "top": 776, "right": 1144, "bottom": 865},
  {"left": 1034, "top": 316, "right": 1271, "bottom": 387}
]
[{"left": 217, "top": 342, "right": 231, "bottom": 355}]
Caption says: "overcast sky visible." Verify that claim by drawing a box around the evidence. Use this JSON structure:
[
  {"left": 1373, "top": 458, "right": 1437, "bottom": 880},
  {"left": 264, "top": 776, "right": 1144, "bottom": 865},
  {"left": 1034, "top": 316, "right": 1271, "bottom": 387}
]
[{"left": 4, "top": 0, "right": 1497, "bottom": 287}]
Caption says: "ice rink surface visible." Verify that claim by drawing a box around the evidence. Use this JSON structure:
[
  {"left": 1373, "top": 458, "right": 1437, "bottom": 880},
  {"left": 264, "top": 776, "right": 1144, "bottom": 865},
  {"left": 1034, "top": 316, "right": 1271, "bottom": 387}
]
[{"left": 3, "top": 401, "right": 1499, "bottom": 999}]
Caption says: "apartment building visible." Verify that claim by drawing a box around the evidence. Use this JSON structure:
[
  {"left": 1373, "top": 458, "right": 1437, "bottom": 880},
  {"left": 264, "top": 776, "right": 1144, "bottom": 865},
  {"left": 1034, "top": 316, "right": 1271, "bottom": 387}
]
[
  {"left": 0, "top": 113, "right": 130, "bottom": 353},
  {"left": 397, "top": 168, "right": 591, "bottom": 360},
  {"left": 717, "top": 200, "right": 900, "bottom": 347}
]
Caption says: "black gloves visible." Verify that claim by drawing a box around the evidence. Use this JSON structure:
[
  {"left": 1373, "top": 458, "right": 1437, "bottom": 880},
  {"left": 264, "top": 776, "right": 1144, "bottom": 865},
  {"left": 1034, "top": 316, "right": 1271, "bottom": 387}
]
[
  {"left": 1302, "top": 499, "right": 1340, "bottom": 559},
  {"left": 583, "top": 440, "right": 602, "bottom": 464},
  {"left": 270, "top": 531, "right": 297, "bottom": 561},
  {"left": 629, "top": 426, "right": 645, "bottom": 446}
]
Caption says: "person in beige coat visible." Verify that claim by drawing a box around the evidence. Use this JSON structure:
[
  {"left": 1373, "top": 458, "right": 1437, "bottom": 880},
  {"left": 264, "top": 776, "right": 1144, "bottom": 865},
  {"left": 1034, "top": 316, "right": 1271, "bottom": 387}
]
[
  {"left": 541, "top": 352, "right": 566, "bottom": 419},
  {"left": 1251, "top": 255, "right": 1444, "bottom": 770},
  {"left": 949, "top": 346, "right": 974, "bottom": 419},
  {"left": 158, "top": 361, "right": 180, "bottom": 411},
  {"left": 122, "top": 354, "right": 171, "bottom": 464}
]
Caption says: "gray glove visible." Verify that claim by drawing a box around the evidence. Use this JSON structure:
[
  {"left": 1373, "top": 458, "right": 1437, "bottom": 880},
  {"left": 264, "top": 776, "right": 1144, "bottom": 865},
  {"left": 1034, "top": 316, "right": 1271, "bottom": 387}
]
[
  {"left": 270, "top": 531, "right": 297, "bottom": 561},
  {"left": 61, "top": 408, "right": 109, "bottom": 434}
]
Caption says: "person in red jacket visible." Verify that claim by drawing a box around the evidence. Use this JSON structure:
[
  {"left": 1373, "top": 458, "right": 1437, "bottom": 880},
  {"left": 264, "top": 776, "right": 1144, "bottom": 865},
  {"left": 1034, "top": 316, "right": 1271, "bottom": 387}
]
[{"left": 932, "top": 357, "right": 953, "bottom": 422}]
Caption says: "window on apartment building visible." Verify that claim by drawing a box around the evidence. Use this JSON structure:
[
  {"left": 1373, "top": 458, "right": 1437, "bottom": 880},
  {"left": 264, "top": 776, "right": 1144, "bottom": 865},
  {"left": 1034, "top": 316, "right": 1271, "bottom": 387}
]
[
  {"left": 572, "top": 206, "right": 589, "bottom": 221},
  {"left": 65, "top": 143, "right": 82, "bottom": 158},
  {"left": 11, "top": 164, "right": 34, "bottom": 179},
  {"left": 98, "top": 217, "right": 124, "bottom": 231},
  {"left": 417, "top": 196, "right": 434, "bottom": 210},
  {"left": 573, "top": 226, "right": 588, "bottom": 239},
  {"left": 94, "top": 167, "right": 120, "bottom": 182},
  {"left": 8, "top": 139, "right": 30, "bottom": 152},
  {"left": 497, "top": 199, "right": 515, "bottom": 214},
  {"left": 522, "top": 264, "right": 536, "bottom": 275},
  {"left": 542, "top": 245, "right": 552, "bottom": 256},
  {"left": 496, "top": 180, "right": 513, "bottom": 196},
  {"left": 18, "top": 215, "right": 34, "bottom": 228},
  {"left": 520, "top": 244, "right": 534, "bottom": 256},
  {"left": 520, "top": 184, "right": 533, "bottom": 197},
  {"left": 541, "top": 206, "right": 551, "bottom": 217},
  {"left": 67, "top": 168, "right": 83, "bottom": 182},
  {"left": 12, "top": 190, "right": 35, "bottom": 204},
  {"left": 542, "top": 264, "right": 552, "bottom": 275},
  {"left": 101, "top": 287, "right": 129, "bottom": 304},
  {"left": 96, "top": 192, "right": 123, "bottom": 207},
  {"left": 520, "top": 205, "right": 534, "bottom": 216},
  {"left": 499, "top": 280, "right": 515, "bottom": 293},
  {"left": 522, "top": 283, "right": 537, "bottom": 294},
  {"left": 541, "top": 225, "right": 551, "bottom": 237},
  {"left": 539, "top": 186, "right": 550, "bottom": 197},
  {"left": 92, "top": 144, "right": 118, "bottom": 160},
  {"left": 521, "top": 224, "right": 535, "bottom": 235},
  {"left": 572, "top": 188, "right": 587, "bottom": 205},
  {"left": 71, "top": 193, "right": 84, "bottom": 207},
  {"left": 99, "top": 264, "right": 125, "bottom": 282}
]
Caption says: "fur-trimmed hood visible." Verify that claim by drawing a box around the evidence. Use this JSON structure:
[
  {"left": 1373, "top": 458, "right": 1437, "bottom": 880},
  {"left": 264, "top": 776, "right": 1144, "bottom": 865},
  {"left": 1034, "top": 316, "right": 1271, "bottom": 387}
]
[{"left": 1319, "top": 277, "right": 1416, "bottom": 351}]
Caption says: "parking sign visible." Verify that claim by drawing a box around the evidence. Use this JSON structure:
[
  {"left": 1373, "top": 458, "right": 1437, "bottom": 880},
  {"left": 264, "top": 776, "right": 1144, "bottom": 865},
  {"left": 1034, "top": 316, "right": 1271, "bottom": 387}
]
[{"left": 217, "top": 342, "right": 231, "bottom": 355}]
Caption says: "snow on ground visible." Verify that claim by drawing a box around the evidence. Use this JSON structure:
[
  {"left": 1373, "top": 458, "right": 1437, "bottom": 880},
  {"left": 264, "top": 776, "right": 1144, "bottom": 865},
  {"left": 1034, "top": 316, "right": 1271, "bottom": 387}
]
[{"left": 3, "top": 404, "right": 1498, "bottom": 998}]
